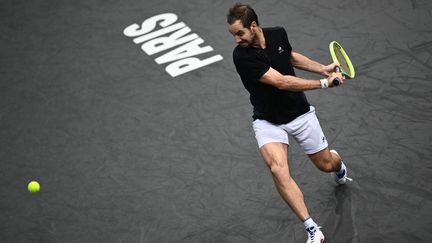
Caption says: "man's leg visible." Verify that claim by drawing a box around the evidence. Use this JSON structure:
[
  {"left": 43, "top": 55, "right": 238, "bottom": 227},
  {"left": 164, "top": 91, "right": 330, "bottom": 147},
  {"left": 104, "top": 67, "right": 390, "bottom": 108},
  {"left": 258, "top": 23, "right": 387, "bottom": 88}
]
[
  {"left": 308, "top": 148, "right": 351, "bottom": 184},
  {"left": 259, "top": 142, "right": 310, "bottom": 221},
  {"left": 308, "top": 148, "right": 341, "bottom": 172}
]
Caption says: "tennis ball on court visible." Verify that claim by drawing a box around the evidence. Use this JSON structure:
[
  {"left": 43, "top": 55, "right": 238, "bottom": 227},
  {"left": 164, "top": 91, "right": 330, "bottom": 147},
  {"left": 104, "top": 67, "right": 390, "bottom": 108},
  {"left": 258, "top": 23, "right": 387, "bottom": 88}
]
[{"left": 28, "top": 181, "right": 40, "bottom": 193}]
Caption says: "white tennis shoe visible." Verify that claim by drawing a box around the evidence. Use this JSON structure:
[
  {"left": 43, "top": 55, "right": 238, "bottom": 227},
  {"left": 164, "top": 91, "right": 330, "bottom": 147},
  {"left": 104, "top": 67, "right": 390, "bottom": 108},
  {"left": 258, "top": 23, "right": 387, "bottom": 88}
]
[
  {"left": 306, "top": 226, "right": 325, "bottom": 243},
  {"left": 330, "top": 150, "right": 352, "bottom": 184}
]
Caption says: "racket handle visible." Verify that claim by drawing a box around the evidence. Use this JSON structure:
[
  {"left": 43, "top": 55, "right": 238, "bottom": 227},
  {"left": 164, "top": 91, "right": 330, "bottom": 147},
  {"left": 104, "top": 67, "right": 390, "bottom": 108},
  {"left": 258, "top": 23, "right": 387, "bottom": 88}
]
[{"left": 333, "top": 66, "right": 341, "bottom": 86}]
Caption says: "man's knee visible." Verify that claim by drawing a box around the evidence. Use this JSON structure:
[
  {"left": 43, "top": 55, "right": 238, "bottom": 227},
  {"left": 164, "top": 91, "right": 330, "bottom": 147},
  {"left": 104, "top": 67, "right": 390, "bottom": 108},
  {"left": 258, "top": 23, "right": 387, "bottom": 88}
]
[
  {"left": 316, "top": 156, "right": 336, "bottom": 172},
  {"left": 309, "top": 149, "right": 340, "bottom": 172},
  {"left": 269, "top": 162, "right": 291, "bottom": 180}
]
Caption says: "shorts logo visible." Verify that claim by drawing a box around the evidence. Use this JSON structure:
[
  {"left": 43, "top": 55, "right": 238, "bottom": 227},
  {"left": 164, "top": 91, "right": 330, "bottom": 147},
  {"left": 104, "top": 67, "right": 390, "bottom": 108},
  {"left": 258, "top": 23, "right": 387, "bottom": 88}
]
[
  {"left": 124, "top": 13, "right": 223, "bottom": 77},
  {"left": 322, "top": 136, "right": 326, "bottom": 143}
]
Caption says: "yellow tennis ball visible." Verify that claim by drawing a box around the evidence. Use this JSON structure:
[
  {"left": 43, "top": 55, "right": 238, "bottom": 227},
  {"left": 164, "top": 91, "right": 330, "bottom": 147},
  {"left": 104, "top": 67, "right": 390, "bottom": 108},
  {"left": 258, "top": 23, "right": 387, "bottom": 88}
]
[{"left": 28, "top": 181, "right": 40, "bottom": 193}]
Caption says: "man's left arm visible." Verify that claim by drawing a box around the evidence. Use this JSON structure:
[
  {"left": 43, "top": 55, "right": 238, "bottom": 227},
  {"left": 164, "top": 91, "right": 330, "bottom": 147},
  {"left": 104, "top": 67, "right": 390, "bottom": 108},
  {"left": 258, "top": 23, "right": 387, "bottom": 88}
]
[{"left": 291, "top": 51, "right": 336, "bottom": 77}]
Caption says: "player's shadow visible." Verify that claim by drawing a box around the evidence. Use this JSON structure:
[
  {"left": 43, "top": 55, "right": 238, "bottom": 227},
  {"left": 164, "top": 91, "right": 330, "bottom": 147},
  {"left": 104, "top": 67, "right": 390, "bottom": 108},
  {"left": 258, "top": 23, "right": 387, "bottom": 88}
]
[{"left": 323, "top": 185, "right": 359, "bottom": 243}]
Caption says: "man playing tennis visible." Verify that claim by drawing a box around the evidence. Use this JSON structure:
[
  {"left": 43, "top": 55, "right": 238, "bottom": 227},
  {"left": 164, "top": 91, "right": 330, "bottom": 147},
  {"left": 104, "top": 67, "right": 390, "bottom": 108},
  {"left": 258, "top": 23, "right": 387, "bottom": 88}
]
[{"left": 227, "top": 4, "right": 351, "bottom": 243}]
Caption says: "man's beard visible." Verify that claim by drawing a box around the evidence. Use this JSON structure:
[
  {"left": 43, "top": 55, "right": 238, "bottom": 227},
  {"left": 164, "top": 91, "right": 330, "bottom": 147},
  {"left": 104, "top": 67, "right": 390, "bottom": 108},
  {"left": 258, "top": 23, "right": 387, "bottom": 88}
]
[
  {"left": 239, "top": 42, "right": 251, "bottom": 48},
  {"left": 239, "top": 31, "right": 257, "bottom": 48}
]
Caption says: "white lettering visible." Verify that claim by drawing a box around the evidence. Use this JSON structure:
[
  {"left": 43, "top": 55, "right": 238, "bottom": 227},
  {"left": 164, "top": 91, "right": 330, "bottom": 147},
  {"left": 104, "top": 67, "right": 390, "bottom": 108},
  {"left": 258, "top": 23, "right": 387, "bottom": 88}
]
[
  {"left": 134, "top": 22, "right": 185, "bottom": 44},
  {"left": 123, "top": 13, "right": 178, "bottom": 37},
  {"left": 141, "top": 27, "right": 198, "bottom": 56},
  {"left": 166, "top": 55, "right": 224, "bottom": 77},
  {"left": 124, "top": 13, "right": 223, "bottom": 77},
  {"left": 155, "top": 38, "right": 213, "bottom": 64}
]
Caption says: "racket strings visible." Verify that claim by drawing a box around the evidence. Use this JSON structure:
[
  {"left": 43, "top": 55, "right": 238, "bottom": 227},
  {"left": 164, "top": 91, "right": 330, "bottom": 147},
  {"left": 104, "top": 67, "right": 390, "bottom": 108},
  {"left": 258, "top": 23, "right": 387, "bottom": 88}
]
[{"left": 335, "top": 48, "right": 351, "bottom": 77}]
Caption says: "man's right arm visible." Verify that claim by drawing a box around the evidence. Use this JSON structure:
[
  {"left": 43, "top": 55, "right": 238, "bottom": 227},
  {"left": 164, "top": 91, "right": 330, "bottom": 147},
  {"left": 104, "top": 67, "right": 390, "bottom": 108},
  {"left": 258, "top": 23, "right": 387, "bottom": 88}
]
[{"left": 259, "top": 67, "right": 343, "bottom": 91}]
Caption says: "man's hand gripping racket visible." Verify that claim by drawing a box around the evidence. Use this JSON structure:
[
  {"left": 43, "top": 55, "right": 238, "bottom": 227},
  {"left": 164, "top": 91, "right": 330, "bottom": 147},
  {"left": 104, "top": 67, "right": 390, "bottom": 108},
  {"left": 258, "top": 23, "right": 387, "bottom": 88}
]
[{"left": 329, "top": 41, "right": 355, "bottom": 86}]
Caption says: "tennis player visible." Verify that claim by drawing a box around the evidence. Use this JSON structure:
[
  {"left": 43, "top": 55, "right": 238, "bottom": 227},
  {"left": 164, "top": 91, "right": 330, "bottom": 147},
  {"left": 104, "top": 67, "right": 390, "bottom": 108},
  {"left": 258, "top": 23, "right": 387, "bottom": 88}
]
[{"left": 227, "top": 4, "right": 351, "bottom": 243}]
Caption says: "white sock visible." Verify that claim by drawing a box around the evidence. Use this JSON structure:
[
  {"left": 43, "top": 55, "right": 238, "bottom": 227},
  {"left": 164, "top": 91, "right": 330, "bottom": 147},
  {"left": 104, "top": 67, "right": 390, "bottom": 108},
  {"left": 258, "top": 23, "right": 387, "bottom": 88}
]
[{"left": 303, "top": 217, "right": 318, "bottom": 231}]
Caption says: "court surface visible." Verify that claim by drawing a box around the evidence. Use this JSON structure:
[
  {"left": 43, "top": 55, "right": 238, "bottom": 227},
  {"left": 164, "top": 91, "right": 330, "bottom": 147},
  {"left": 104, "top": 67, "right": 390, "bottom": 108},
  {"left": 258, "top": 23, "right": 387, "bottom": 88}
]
[{"left": 1, "top": 0, "right": 431, "bottom": 242}]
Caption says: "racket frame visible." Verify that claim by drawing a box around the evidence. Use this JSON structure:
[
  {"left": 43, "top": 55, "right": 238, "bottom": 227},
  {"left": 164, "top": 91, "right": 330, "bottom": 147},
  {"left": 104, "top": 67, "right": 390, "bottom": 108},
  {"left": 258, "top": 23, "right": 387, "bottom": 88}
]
[{"left": 329, "top": 41, "right": 355, "bottom": 79}]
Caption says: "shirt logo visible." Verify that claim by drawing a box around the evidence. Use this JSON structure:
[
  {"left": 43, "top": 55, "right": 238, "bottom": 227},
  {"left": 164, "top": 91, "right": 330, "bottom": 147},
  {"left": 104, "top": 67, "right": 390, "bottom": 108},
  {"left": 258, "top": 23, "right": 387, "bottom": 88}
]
[{"left": 278, "top": 46, "right": 284, "bottom": 54}]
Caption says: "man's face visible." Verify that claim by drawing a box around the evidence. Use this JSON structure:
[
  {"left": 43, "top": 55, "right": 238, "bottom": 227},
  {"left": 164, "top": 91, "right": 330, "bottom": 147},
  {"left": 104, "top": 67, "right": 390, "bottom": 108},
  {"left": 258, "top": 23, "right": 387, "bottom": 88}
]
[{"left": 228, "top": 19, "right": 256, "bottom": 48}]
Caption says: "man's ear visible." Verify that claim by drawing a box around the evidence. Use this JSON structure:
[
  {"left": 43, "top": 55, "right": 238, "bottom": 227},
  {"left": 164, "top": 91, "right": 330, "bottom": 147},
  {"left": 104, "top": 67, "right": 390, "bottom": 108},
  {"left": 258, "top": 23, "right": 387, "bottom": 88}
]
[{"left": 250, "top": 21, "right": 258, "bottom": 30}]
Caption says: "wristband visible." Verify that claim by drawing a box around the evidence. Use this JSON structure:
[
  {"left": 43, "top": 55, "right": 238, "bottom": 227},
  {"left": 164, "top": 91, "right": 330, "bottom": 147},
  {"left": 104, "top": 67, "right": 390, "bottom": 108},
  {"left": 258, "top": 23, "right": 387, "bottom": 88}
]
[{"left": 320, "top": 78, "right": 328, "bottom": 89}]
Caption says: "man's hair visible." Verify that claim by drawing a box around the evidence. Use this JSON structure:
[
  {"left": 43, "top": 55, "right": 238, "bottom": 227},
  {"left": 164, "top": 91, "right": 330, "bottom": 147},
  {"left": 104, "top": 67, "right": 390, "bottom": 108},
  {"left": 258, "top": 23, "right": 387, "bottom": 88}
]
[{"left": 227, "top": 3, "right": 259, "bottom": 28}]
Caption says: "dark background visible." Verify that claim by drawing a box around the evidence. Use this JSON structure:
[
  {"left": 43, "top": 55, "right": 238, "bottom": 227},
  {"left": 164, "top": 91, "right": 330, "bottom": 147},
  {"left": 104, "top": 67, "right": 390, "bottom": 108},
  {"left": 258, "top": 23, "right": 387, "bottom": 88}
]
[{"left": 1, "top": 0, "right": 431, "bottom": 242}]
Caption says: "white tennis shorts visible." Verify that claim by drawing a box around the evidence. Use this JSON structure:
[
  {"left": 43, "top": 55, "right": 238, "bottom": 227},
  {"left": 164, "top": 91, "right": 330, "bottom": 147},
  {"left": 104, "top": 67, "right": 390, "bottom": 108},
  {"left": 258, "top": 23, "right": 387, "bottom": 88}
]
[{"left": 252, "top": 106, "right": 328, "bottom": 154}]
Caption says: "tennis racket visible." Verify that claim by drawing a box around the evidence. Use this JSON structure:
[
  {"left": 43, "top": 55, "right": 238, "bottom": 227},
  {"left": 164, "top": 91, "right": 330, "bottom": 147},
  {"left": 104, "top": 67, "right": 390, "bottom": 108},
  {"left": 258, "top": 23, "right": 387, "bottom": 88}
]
[{"left": 329, "top": 41, "right": 355, "bottom": 86}]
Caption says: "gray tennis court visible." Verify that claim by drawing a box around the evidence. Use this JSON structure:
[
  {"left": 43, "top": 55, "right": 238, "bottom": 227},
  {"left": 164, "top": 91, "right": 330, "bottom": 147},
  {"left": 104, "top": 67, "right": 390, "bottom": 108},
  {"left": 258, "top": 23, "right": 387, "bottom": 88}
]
[{"left": 1, "top": 0, "right": 431, "bottom": 242}]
